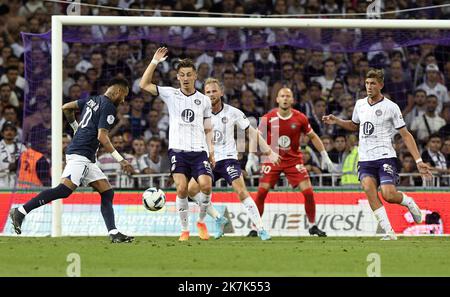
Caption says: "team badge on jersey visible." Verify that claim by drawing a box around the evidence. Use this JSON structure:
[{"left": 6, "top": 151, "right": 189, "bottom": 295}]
[
  {"left": 194, "top": 99, "right": 201, "bottom": 105},
  {"left": 222, "top": 117, "right": 228, "bottom": 124},
  {"left": 291, "top": 124, "right": 296, "bottom": 129},
  {"left": 375, "top": 109, "right": 382, "bottom": 116},
  {"left": 107, "top": 115, "right": 115, "bottom": 124},
  {"left": 181, "top": 109, "right": 195, "bottom": 123}
]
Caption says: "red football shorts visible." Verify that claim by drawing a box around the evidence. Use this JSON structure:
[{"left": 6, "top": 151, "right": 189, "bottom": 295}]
[{"left": 259, "top": 162, "right": 310, "bottom": 188}]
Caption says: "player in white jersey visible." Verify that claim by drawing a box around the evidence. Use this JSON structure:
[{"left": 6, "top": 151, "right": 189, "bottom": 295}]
[
  {"left": 187, "top": 78, "right": 280, "bottom": 240},
  {"left": 323, "top": 69, "right": 432, "bottom": 240},
  {"left": 140, "top": 47, "right": 215, "bottom": 241}
]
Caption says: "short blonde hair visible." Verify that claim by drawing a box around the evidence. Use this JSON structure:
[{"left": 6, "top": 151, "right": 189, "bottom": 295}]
[
  {"left": 366, "top": 68, "right": 384, "bottom": 83},
  {"left": 204, "top": 77, "right": 223, "bottom": 89}
]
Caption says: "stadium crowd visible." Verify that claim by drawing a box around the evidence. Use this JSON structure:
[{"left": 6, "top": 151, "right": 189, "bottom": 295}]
[{"left": 0, "top": 0, "right": 450, "bottom": 189}]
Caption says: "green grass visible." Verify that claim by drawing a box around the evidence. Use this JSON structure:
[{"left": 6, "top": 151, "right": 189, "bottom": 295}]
[{"left": 0, "top": 236, "right": 449, "bottom": 277}]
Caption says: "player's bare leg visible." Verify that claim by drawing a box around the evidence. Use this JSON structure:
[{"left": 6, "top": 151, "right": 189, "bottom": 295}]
[
  {"left": 232, "top": 176, "right": 270, "bottom": 240},
  {"left": 251, "top": 182, "right": 271, "bottom": 237},
  {"left": 298, "top": 179, "right": 327, "bottom": 237},
  {"left": 173, "top": 173, "right": 190, "bottom": 241},
  {"left": 380, "top": 185, "right": 422, "bottom": 223},
  {"left": 361, "top": 177, "right": 397, "bottom": 240},
  {"left": 10, "top": 178, "right": 76, "bottom": 235},
  {"left": 90, "top": 179, "right": 133, "bottom": 243}
]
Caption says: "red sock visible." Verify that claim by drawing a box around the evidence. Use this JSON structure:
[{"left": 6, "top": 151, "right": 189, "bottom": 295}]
[
  {"left": 302, "top": 188, "right": 316, "bottom": 224},
  {"left": 255, "top": 187, "right": 269, "bottom": 216}
]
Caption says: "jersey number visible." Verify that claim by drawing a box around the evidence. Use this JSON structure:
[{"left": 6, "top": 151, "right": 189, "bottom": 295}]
[{"left": 79, "top": 108, "right": 93, "bottom": 128}]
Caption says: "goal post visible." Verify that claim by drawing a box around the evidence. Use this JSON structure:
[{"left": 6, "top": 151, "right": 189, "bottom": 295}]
[{"left": 50, "top": 16, "right": 450, "bottom": 237}]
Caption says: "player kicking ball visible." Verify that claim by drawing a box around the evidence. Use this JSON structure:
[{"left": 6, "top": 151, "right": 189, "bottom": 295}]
[
  {"left": 187, "top": 78, "right": 280, "bottom": 241},
  {"left": 10, "top": 78, "right": 136, "bottom": 243},
  {"left": 323, "top": 69, "right": 432, "bottom": 240},
  {"left": 246, "top": 87, "right": 334, "bottom": 237},
  {"left": 140, "top": 48, "right": 215, "bottom": 242}
]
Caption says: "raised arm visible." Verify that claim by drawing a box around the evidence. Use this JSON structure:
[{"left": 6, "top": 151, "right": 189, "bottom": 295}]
[
  {"left": 322, "top": 114, "right": 359, "bottom": 132},
  {"left": 139, "top": 47, "right": 168, "bottom": 96},
  {"left": 98, "top": 128, "right": 135, "bottom": 175},
  {"left": 398, "top": 127, "right": 432, "bottom": 180},
  {"left": 62, "top": 100, "right": 81, "bottom": 133}
]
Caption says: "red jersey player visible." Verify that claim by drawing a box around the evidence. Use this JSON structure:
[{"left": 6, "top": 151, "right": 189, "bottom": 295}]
[{"left": 246, "top": 87, "right": 334, "bottom": 237}]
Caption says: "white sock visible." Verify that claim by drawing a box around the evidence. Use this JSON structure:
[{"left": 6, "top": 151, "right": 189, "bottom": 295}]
[
  {"left": 242, "top": 197, "right": 264, "bottom": 230},
  {"left": 18, "top": 206, "right": 27, "bottom": 216},
  {"left": 373, "top": 206, "right": 394, "bottom": 234},
  {"left": 198, "top": 192, "right": 211, "bottom": 223},
  {"left": 400, "top": 192, "right": 413, "bottom": 206},
  {"left": 207, "top": 204, "right": 220, "bottom": 220},
  {"left": 108, "top": 229, "right": 118, "bottom": 235},
  {"left": 191, "top": 192, "right": 206, "bottom": 222},
  {"left": 176, "top": 196, "right": 189, "bottom": 232}
]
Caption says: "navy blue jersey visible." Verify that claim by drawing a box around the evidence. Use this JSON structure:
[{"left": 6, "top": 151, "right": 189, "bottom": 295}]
[{"left": 66, "top": 95, "right": 117, "bottom": 162}]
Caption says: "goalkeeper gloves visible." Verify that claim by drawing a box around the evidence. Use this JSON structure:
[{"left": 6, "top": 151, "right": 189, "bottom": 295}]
[
  {"left": 320, "top": 150, "right": 335, "bottom": 173},
  {"left": 245, "top": 153, "right": 259, "bottom": 175}
]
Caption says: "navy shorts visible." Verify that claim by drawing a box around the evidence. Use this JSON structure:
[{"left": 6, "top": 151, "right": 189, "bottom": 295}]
[
  {"left": 358, "top": 157, "right": 399, "bottom": 186},
  {"left": 168, "top": 149, "right": 213, "bottom": 180},
  {"left": 213, "top": 159, "right": 242, "bottom": 185}
]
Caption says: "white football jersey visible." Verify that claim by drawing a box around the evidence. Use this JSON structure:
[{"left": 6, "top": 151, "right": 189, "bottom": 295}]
[
  {"left": 352, "top": 97, "right": 406, "bottom": 162},
  {"left": 157, "top": 86, "right": 211, "bottom": 152},
  {"left": 212, "top": 103, "right": 250, "bottom": 162}
]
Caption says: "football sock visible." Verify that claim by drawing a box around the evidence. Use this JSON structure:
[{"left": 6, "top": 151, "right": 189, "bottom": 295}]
[
  {"left": 108, "top": 229, "right": 119, "bottom": 235},
  {"left": 18, "top": 206, "right": 27, "bottom": 216},
  {"left": 400, "top": 192, "right": 413, "bottom": 206},
  {"left": 100, "top": 189, "right": 116, "bottom": 232},
  {"left": 23, "top": 184, "right": 73, "bottom": 214},
  {"left": 176, "top": 196, "right": 189, "bottom": 232},
  {"left": 302, "top": 188, "right": 316, "bottom": 224},
  {"left": 242, "top": 197, "right": 264, "bottom": 230},
  {"left": 198, "top": 192, "right": 211, "bottom": 223},
  {"left": 255, "top": 187, "right": 269, "bottom": 216},
  {"left": 374, "top": 206, "right": 394, "bottom": 233}
]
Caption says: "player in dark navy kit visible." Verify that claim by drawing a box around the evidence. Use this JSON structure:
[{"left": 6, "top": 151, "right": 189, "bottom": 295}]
[{"left": 9, "top": 78, "right": 136, "bottom": 243}]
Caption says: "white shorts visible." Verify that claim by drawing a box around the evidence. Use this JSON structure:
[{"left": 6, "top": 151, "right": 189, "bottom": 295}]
[{"left": 62, "top": 154, "right": 107, "bottom": 187}]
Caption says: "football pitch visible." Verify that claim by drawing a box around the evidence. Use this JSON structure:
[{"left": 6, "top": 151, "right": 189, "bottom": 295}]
[{"left": 0, "top": 236, "right": 449, "bottom": 277}]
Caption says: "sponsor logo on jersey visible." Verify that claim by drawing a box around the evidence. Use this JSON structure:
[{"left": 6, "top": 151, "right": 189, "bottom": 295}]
[
  {"left": 278, "top": 135, "right": 291, "bottom": 148},
  {"left": 362, "top": 122, "right": 374, "bottom": 135},
  {"left": 213, "top": 130, "right": 224, "bottom": 143},
  {"left": 375, "top": 109, "right": 382, "bottom": 116},
  {"left": 181, "top": 109, "right": 195, "bottom": 123}
]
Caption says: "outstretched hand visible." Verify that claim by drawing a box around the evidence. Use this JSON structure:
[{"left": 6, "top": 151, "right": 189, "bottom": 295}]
[
  {"left": 120, "top": 159, "right": 135, "bottom": 175},
  {"left": 153, "top": 47, "right": 168, "bottom": 63},
  {"left": 322, "top": 114, "right": 337, "bottom": 125},
  {"left": 417, "top": 161, "right": 433, "bottom": 181}
]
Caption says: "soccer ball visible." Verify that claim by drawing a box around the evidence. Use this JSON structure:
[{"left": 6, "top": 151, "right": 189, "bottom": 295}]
[{"left": 142, "top": 187, "right": 166, "bottom": 211}]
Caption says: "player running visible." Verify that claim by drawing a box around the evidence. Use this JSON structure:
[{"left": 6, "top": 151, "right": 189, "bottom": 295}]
[
  {"left": 188, "top": 78, "right": 280, "bottom": 240},
  {"left": 323, "top": 69, "right": 432, "bottom": 240},
  {"left": 10, "top": 78, "right": 136, "bottom": 243},
  {"left": 246, "top": 87, "right": 334, "bottom": 237},
  {"left": 140, "top": 47, "right": 215, "bottom": 242}
]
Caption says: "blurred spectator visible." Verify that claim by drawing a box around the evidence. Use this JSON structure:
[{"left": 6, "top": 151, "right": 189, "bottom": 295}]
[
  {"left": 222, "top": 70, "right": 238, "bottom": 103},
  {"left": 0, "top": 82, "right": 19, "bottom": 108},
  {"left": 143, "top": 110, "right": 168, "bottom": 144},
  {"left": 131, "top": 137, "right": 146, "bottom": 173},
  {"left": 320, "top": 134, "right": 334, "bottom": 154},
  {"left": 97, "top": 134, "right": 137, "bottom": 188},
  {"left": 442, "top": 137, "right": 450, "bottom": 160},
  {"left": 270, "top": 62, "right": 303, "bottom": 108},
  {"left": 410, "top": 95, "right": 446, "bottom": 145},
  {"left": 404, "top": 89, "right": 427, "bottom": 129},
  {"left": 195, "top": 62, "right": 210, "bottom": 90},
  {"left": 110, "top": 100, "right": 131, "bottom": 136},
  {"left": 241, "top": 59, "right": 269, "bottom": 109},
  {"left": 129, "top": 96, "right": 147, "bottom": 138},
  {"left": 0, "top": 105, "right": 22, "bottom": 141},
  {"left": 308, "top": 98, "right": 333, "bottom": 137},
  {"left": 0, "top": 66, "right": 25, "bottom": 102},
  {"left": 344, "top": 72, "right": 362, "bottom": 99},
  {"left": 139, "top": 137, "right": 170, "bottom": 174},
  {"left": 438, "top": 104, "right": 450, "bottom": 138},
  {"left": 101, "top": 43, "right": 132, "bottom": 81},
  {"left": 304, "top": 48, "right": 324, "bottom": 80},
  {"left": 341, "top": 134, "right": 359, "bottom": 185},
  {"left": 27, "top": 101, "right": 51, "bottom": 153},
  {"left": 328, "top": 134, "right": 348, "bottom": 172},
  {"left": 311, "top": 58, "right": 338, "bottom": 98},
  {"left": 240, "top": 89, "right": 261, "bottom": 120},
  {"left": 335, "top": 93, "right": 354, "bottom": 121},
  {"left": 18, "top": 0, "right": 44, "bottom": 18},
  {"left": 421, "top": 133, "right": 450, "bottom": 186},
  {"left": 17, "top": 142, "right": 51, "bottom": 188},
  {"left": 0, "top": 121, "right": 25, "bottom": 188},
  {"left": 367, "top": 31, "right": 404, "bottom": 66},
  {"left": 384, "top": 59, "right": 413, "bottom": 110},
  {"left": 399, "top": 153, "right": 422, "bottom": 187},
  {"left": 417, "top": 64, "right": 449, "bottom": 114}
]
